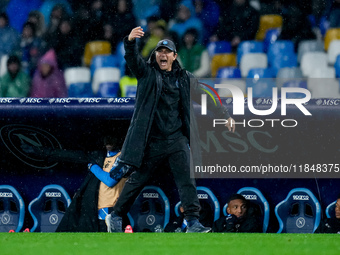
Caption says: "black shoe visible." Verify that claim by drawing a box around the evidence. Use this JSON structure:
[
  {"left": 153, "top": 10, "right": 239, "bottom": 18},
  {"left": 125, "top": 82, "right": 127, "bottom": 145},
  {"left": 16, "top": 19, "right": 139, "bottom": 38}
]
[
  {"left": 186, "top": 221, "right": 211, "bottom": 233},
  {"left": 105, "top": 213, "right": 123, "bottom": 233},
  {"left": 109, "top": 157, "right": 134, "bottom": 181}
]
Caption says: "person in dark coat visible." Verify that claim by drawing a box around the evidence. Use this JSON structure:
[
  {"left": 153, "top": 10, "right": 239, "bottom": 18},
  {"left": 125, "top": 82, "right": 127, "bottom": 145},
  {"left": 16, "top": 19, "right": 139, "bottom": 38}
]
[
  {"left": 106, "top": 26, "right": 235, "bottom": 233},
  {"left": 215, "top": 0, "right": 260, "bottom": 49},
  {"left": 315, "top": 194, "right": 340, "bottom": 234},
  {"left": 213, "top": 194, "right": 262, "bottom": 233}
]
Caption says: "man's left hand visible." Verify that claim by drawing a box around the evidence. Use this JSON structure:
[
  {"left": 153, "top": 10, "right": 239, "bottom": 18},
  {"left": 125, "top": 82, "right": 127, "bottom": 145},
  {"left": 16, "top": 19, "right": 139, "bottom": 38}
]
[{"left": 225, "top": 117, "right": 235, "bottom": 133}]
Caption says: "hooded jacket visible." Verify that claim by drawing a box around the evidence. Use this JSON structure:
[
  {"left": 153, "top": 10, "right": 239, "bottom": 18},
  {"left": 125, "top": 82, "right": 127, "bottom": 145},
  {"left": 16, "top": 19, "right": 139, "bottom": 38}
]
[
  {"left": 30, "top": 49, "right": 67, "bottom": 97},
  {"left": 120, "top": 37, "right": 230, "bottom": 168}
]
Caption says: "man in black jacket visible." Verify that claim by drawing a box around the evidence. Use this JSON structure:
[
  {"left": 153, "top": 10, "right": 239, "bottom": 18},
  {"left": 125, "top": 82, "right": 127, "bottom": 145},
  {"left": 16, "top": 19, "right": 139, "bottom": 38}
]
[
  {"left": 315, "top": 194, "right": 340, "bottom": 234},
  {"left": 213, "top": 194, "right": 262, "bottom": 233},
  {"left": 106, "top": 26, "right": 235, "bottom": 233}
]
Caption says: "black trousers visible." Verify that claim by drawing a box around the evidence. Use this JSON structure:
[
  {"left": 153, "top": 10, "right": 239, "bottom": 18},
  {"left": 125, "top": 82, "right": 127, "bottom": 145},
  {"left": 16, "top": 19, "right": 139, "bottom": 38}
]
[{"left": 113, "top": 136, "right": 200, "bottom": 221}]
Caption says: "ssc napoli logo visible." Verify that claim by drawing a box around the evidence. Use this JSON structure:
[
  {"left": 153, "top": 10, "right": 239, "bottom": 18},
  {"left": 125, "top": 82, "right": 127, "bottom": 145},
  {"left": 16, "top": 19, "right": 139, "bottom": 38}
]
[
  {"left": 0, "top": 124, "right": 62, "bottom": 169},
  {"left": 1, "top": 213, "right": 11, "bottom": 224},
  {"left": 49, "top": 214, "right": 59, "bottom": 225},
  {"left": 146, "top": 215, "right": 156, "bottom": 226},
  {"left": 296, "top": 217, "right": 306, "bottom": 228}
]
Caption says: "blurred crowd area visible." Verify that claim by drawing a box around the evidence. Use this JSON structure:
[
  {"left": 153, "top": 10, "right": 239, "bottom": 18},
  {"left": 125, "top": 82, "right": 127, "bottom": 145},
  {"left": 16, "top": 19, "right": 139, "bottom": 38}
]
[{"left": 0, "top": 0, "right": 339, "bottom": 98}]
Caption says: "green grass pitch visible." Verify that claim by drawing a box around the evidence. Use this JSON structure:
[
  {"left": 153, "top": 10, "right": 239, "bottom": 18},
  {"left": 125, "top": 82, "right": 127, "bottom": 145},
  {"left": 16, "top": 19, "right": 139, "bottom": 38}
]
[{"left": 1, "top": 232, "right": 339, "bottom": 255}]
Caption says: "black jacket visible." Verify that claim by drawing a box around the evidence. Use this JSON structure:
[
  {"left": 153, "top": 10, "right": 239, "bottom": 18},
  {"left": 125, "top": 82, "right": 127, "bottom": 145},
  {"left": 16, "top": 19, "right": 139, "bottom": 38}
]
[
  {"left": 56, "top": 172, "right": 100, "bottom": 232},
  {"left": 120, "top": 37, "right": 230, "bottom": 168},
  {"left": 213, "top": 205, "right": 262, "bottom": 233},
  {"left": 315, "top": 218, "right": 340, "bottom": 234}
]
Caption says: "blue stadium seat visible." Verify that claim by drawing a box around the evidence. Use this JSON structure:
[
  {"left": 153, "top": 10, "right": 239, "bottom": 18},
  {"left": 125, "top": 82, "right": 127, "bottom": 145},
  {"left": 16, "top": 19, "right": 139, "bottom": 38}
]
[
  {"left": 64, "top": 67, "right": 93, "bottom": 97},
  {"left": 28, "top": 184, "right": 71, "bottom": 232},
  {"left": 0, "top": 185, "right": 25, "bottom": 232},
  {"left": 267, "top": 40, "right": 295, "bottom": 64},
  {"left": 207, "top": 41, "right": 232, "bottom": 57},
  {"left": 270, "top": 52, "right": 298, "bottom": 76},
  {"left": 326, "top": 201, "right": 336, "bottom": 219},
  {"left": 127, "top": 186, "right": 170, "bottom": 232},
  {"left": 175, "top": 186, "right": 220, "bottom": 228},
  {"left": 90, "top": 54, "right": 119, "bottom": 77},
  {"left": 247, "top": 67, "right": 275, "bottom": 79},
  {"left": 263, "top": 28, "right": 280, "bottom": 52},
  {"left": 237, "top": 187, "right": 270, "bottom": 233},
  {"left": 216, "top": 67, "right": 241, "bottom": 79},
  {"left": 247, "top": 68, "right": 276, "bottom": 97},
  {"left": 334, "top": 55, "right": 340, "bottom": 78},
  {"left": 276, "top": 67, "right": 303, "bottom": 79},
  {"left": 237, "top": 41, "right": 264, "bottom": 64},
  {"left": 275, "top": 188, "right": 321, "bottom": 233},
  {"left": 281, "top": 80, "right": 308, "bottom": 98},
  {"left": 115, "top": 41, "right": 126, "bottom": 76},
  {"left": 92, "top": 67, "right": 121, "bottom": 97}
]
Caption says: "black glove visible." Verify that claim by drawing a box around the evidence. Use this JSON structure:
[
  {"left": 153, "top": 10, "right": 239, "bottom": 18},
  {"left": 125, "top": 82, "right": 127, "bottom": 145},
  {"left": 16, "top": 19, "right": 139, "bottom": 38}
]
[
  {"left": 109, "top": 157, "right": 134, "bottom": 181},
  {"left": 224, "top": 214, "right": 238, "bottom": 232}
]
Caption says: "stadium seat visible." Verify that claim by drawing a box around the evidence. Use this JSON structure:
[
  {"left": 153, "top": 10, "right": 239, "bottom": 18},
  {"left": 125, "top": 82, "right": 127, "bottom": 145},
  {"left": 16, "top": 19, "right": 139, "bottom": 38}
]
[
  {"left": 267, "top": 40, "right": 295, "bottom": 65},
  {"left": 300, "top": 52, "right": 328, "bottom": 77},
  {"left": 83, "top": 41, "right": 112, "bottom": 66},
  {"left": 90, "top": 54, "right": 119, "bottom": 77},
  {"left": 297, "top": 40, "right": 324, "bottom": 64},
  {"left": 263, "top": 28, "right": 280, "bottom": 52},
  {"left": 222, "top": 187, "right": 270, "bottom": 233},
  {"left": 92, "top": 67, "right": 121, "bottom": 97},
  {"left": 275, "top": 188, "right": 321, "bottom": 233},
  {"left": 239, "top": 53, "right": 268, "bottom": 77},
  {"left": 216, "top": 67, "right": 241, "bottom": 79},
  {"left": 237, "top": 40, "right": 264, "bottom": 64},
  {"left": 256, "top": 14, "right": 283, "bottom": 41},
  {"left": 211, "top": 53, "right": 237, "bottom": 77},
  {"left": 28, "top": 184, "right": 71, "bottom": 232},
  {"left": 247, "top": 68, "right": 275, "bottom": 79},
  {"left": 217, "top": 79, "right": 246, "bottom": 97},
  {"left": 207, "top": 41, "right": 232, "bottom": 57},
  {"left": 324, "top": 28, "right": 340, "bottom": 51},
  {"left": 326, "top": 201, "right": 336, "bottom": 219},
  {"left": 280, "top": 79, "right": 308, "bottom": 98},
  {"left": 270, "top": 52, "right": 298, "bottom": 76},
  {"left": 115, "top": 41, "right": 126, "bottom": 76},
  {"left": 327, "top": 40, "right": 340, "bottom": 65},
  {"left": 175, "top": 186, "right": 220, "bottom": 228},
  {"left": 0, "top": 185, "right": 25, "bottom": 232},
  {"left": 307, "top": 78, "right": 340, "bottom": 98},
  {"left": 246, "top": 68, "right": 276, "bottom": 97},
  {"left": 127, "top": 186, "right": 170, "bottom": 232},
  {"left": 64, "top": 67, "right": 92, "bottom": 97},
  {"left": 308, "top": 67, "right": 335, "bottom": 79},
  {"left": 276, "top": 67, "right": 303, "bottom": 79},
  {"left": 335, "top": 55, "right": 340, "bottom": 78}
]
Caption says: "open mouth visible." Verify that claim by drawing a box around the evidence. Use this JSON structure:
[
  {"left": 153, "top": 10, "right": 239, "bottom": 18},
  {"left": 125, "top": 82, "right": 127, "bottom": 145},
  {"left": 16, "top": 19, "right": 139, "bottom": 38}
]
[{"left": 160, "top": 60, "right": 167, "bottom": 66}]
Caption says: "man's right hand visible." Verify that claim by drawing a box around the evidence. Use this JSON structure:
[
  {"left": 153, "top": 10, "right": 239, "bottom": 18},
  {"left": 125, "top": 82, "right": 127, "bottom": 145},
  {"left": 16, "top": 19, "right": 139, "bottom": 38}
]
[{"left": 128, "top": 26, "right": 145, "bottom": 41}]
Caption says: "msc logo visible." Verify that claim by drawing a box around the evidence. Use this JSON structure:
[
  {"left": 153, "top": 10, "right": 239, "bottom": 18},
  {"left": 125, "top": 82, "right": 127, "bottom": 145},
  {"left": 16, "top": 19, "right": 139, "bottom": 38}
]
[{"left": 0, "top": 124, "right": 62, "bottom": 169}]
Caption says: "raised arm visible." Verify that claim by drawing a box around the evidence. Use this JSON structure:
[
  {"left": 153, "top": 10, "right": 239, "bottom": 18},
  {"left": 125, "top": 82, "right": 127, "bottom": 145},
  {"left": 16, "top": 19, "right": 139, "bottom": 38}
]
[{"left": 124, "top": 27, "right": 148, "bottom": 79}]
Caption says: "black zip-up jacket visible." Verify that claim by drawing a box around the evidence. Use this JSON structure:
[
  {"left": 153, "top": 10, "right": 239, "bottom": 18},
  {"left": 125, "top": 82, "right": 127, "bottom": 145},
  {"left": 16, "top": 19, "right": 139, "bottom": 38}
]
[{"left": 120, "top": 37, "right": 230, "bottom": 168}]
